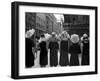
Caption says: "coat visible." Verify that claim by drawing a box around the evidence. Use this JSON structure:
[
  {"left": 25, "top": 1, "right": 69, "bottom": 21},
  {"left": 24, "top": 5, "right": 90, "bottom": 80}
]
[
  {"left": 25, "top": 38, "right": 35, "bottom": 68},
  {"left": 49, "top": 41, "right": 59, "bottom": 67},
  {"left": 81, "top": 41, "right": 89, "bottom": 65},
  {"left": 59, "top": 40, "right": 69, "bottom": 66},
  {"left": 39, "top": 41, "right": 48, "bottom": 66},
  {"left": 69, "top": 43, "right": 81, "bottom": 66}
]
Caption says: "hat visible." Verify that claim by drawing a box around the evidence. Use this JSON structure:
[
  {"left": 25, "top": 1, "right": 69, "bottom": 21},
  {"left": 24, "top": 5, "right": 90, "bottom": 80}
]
[
  {"left": 83, "top": 33, "right": 88, "bottom": 37},
  {"left": 70, "top": 34, "right": 79, "bottom": 43},
  {"left": 81, "top": 33, "right": 88, "bottom": 41},
  {"left": 51, "top": 32, "right": 56, "bottom": 37},
  {"left": 60, "top": 31, "right": 70, "bottom": 40},
  {"left": 26, "top": 29, "right": 35, "bottom": 38},
  {"left": 52, "top": 32, "right": 56, "bottom": 35}
]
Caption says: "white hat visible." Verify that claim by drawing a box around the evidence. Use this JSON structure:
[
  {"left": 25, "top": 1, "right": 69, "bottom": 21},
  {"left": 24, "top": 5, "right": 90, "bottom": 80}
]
[
  {"left": 26, "top": 29, "right": 35, "bottom": 38},
  {"left": 44, "top": 33, "right": 52, "bottom": 40},
  {"left": 83, "top": 33, "right": 88, "bottom": 37},
  {"left": 81, "top": 33, "right": 88, "bottom": 41},
  {"left": 70, "top": 34, "right": 79, "bottom": 43},
  {"left": 61, "top": 31, "right": 70, "bottom": 40},
  {"left": 52, "top": 32, "right": 56, "bottom": 35}
]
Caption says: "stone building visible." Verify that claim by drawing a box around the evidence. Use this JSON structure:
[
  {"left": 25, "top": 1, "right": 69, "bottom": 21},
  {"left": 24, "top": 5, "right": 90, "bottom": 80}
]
[
  {"left": 63, "top": 14, "right": 89, "bottom": 36},
  {"left": 25, "top": 13, "right": 36, "bottom": 32},
  {"left": 35, "top": 13, "right": 46, "bottom": 37},
  {"left": 53, "top": 22, "right": 62, "bottom": 35},
  {"left": 25, "top": 12, "right": 63, "bottom": 37}
]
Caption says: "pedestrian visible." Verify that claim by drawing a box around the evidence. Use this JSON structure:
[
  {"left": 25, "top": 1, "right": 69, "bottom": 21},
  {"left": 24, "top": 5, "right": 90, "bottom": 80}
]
[
  {"left": 25, "top": 29, "right": 35, "bottom": 68},
  {"left": 48, "top": 32, "right": 59, "bottom": 67},
  {"left": 59, "top": 31, "right": 70, "bottom": 66},
  {"left": 69, "top": 34, "right": 81, "bottom": 66},
  {"left": 39, "top": 34, "right": 48, "bottom": 67},
  {"left": 81, "top": 34, "right": 89, "bottom": 65}
]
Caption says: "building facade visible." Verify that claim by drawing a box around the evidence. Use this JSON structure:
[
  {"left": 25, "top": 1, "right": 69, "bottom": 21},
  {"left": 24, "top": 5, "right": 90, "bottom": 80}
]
[
  {"left": 63, "top": 15, "right": 89, "bottom": 36},
  {"left": 26, "top": 12, "right": 63, "bottom": 37},
  {"left": 46, "top": 13, "right": 56, "bottom": 34},
  {"left": 35, "top": 13, "right": 46, "bottom": 37},
  {"left": 53, "top": 22, "right": 62, "bottom": 35},
  {"left": 25, "top": 12, "right": 36, "bottom": 32}
]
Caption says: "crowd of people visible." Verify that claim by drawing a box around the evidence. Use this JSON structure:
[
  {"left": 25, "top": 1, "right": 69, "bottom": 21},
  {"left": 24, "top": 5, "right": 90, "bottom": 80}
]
[{"left": 25, "top": 29, "right": 89, "bottom": 68}]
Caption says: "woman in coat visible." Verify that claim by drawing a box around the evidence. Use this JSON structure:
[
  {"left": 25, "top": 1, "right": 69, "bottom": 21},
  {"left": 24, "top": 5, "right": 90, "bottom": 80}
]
[
  {"left": 25, "top": 29, "right": 35, "bottom": 68},
  {"left": 69, "top": 34, "right": 81, "bottom": 66},
  {"left": 81, "top": 34, "right": 89, "bottom": 65},
  {"left": 39, "top": 34, "right": 48, "bottom": 67},
  {"left": 59, "top": 31, "right": 70, "bottom": 66},
  {"left": 48, "top": 32, "right": 59, "bottom": 67}
]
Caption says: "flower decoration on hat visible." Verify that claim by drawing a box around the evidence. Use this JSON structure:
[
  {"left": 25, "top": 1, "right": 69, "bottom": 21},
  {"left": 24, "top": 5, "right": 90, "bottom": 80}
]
[
  {"left": 70, "top": 34, "right": 79, "bottom": 43},
  {"left": 26, "top": 28, "right": 35, "bottom": 38}
]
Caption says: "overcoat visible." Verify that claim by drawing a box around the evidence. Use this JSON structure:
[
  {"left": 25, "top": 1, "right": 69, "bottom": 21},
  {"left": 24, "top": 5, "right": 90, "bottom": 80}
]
[
  {"left": 69, "top": 43, "right": 81, "bottom": 66},
  {"left": 39, "top": 41, "right": 48, "bottom": 66},
  {"left": 25, "top": 38, "right": 35, "bottom": 68},
  {"left": 81, "top": 40, "right": 89, "bottom": 65},
  {"left": 49, "top": 41, "right": 59, "bottom": 67},
  {"left": 59, "top": 40, "right": 69, "bottom": 66}
]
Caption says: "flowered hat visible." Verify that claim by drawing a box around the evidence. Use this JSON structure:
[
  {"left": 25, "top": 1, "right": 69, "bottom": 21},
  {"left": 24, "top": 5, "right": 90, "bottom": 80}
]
[
  {"left": 25, "top": 29, "right": 35, "bottom": 38},
  {"left": 51, "top": 32, "right": 56, "bottom": 36},
  {"left": 70, "top": 34, "right": 79, "bottom": 43},
  {"left": 60, "top": 31, "right": 70, "bottom": 40},
  {"left": 81, "top": 33, "right": 88, "bottom": 41},
  {"left": 83, "top": 33, "right": 88, "bottom": 37}
]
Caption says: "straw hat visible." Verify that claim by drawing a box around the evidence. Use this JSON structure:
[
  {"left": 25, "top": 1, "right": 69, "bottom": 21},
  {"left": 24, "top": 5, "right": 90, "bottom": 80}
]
[{"left": 70, "top": 34, "right": 79, "bottom": 43}]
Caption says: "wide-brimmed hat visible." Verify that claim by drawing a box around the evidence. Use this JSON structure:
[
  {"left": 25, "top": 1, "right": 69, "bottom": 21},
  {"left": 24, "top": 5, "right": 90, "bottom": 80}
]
[
  {"left": 52, "top": 32, "right": 56, "bottom": 35},
  {"left": 60, "top": 31, "right": 70, "bottom": 40},
  {"left": 26, "top": 29, "right": 35, "bottom": 38},
  {"left": 70, "top": 34, "right": 79, "bottom": 43},
  {"left": 83, "top": 33, "right": 88, "bottom": 37},
  {"left": 81, "top": 33, "right": 88, "bottom": 41},
  {"left": 51, "top": 32, "right": 56, "bottom": 37}
]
